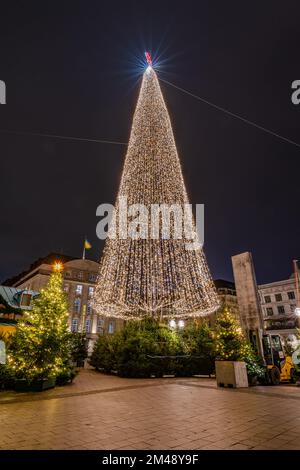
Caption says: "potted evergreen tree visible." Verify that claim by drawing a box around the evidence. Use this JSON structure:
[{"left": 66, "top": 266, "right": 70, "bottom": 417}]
[
  {"left": 8, "top": 263, "right": 74, "bottom": 392},
  {"left": 214, "top": 307, "right": 261, "bottom": 388}
]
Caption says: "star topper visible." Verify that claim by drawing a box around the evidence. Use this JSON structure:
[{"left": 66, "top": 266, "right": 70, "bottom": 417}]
[{"left": 145, "top": 51, "right": 152, "bottom": 66}]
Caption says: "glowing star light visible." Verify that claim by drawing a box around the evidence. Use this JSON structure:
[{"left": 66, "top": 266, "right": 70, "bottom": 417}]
[
  {"left": 145, "top": 51, "right": 152, "bottom": 66},
  {"left": 53, "top": 261, "right": 64, "bottom": 273}
]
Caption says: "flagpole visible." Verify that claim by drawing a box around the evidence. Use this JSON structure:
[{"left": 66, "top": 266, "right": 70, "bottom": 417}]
[{"left": 82, "top": 237, "right": 86, "bottom": 260}]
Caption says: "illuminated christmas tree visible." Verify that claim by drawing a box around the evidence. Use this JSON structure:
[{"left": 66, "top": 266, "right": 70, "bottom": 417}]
[
  {"left": 93, "top": 57, "right": 219, "bottom": 320},
  {"left": 8, "top": 263, "right": 72, "bottom": 382},
  {"left": 214, "top": 307, "right": 252, "bottom": 361}
]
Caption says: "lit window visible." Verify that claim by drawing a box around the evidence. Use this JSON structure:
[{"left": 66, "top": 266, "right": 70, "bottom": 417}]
[
  {"left": 87, "top": 303, "right": 92, "bottom": 315},
  {"left": 76, "top": 285, "right": 83, "bottom": 295},
  {"left": 20, "top": 293, "right": 32, "bottom": 307},
  {"left": 275, "top": 293, "right": 282, "bottom": 302},
  {"left": 108, "top": 321, "right": 114, "bottom": 334},
  {"left": 264, "top": 295, "right": 271, "bottom": 303},
  {"left": 85, "top": 319, "right": 91, "bottom": 333},
  {"left": 71, "top": 318, "right": 78, "bottom": 332},
  {"left": 288, "top": 291, "right": 295, "bottom": 300},
  {"left": 88, "top": 286, "right": 94, "bottom": 297},
  {"left": 277, "top": 305, "right": 285, "bottom": 314},
  {"left": 266, "top": 307, "right": 273, "bottom": 316},
  {"left": 97, "top": 318, "right": 104, "bottom": 334},
  {"left": 74, "top": 298, "right": 81, "bottom": 314}
]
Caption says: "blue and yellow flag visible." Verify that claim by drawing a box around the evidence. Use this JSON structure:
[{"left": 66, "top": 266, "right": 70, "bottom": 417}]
[{"left": 84, "top": 239, "right": 92, "bottom": 249}]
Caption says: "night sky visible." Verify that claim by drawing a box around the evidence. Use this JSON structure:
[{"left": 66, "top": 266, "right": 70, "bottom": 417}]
[{"left": 1, "top": 1, "right": 300, "bottom": 285}]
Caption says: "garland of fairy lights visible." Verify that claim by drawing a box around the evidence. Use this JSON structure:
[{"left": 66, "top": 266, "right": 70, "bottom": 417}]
[{"left": 93, "top": 66, "right": 220, "bottom": 320}]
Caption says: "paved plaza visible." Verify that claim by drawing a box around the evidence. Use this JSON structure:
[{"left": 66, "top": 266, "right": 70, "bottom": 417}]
[{"left": 0, "top": 369, "right": 300, "bottom": 450}]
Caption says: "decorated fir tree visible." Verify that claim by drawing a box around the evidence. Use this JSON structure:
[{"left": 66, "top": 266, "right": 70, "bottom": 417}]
[
  {"left": 70, "top": 332, "right": 88, "bottom": 367},
  {"left": 214, "top": 307, "right": 252, "bottom": 361},
  {"left": 8, "top": 263, "right": 72, "bottom": 382},
  {"left": 93, "top": 58, "right": 219, "bottom": 320}
]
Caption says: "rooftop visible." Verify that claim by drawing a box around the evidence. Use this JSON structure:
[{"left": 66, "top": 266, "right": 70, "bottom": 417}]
[
  {"left": 0, "top": 285, "right": 38, "bottom": 313},
  {"left": 2, "top": 252, "right": 98, "bottom": 286}
]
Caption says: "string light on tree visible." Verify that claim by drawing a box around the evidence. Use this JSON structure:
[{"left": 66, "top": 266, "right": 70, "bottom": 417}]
[
  {"left": 93, "top": 55, "right": 220, "bottom": 320},
  {"left": 8, "top": 262, "right": 72, "bottom": 381},
  {"left": 214, "top": 307, "right": 254, "bottom": 361}
]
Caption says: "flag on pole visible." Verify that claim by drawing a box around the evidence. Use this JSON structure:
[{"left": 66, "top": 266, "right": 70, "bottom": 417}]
[
  {"left": 84, "top": 239, "right": 92, "bottom": 249},
  {"left": 82, "top": 238, "right": 92, "bottom": 259}
]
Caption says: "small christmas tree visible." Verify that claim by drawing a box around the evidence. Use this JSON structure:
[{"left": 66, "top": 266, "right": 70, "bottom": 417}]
[
  {"left": 70, "top": 332, "right": 88, "bottom": 367},
  {"left": 8, "top": 263, "right": 72, "bottom": 382},
  {"left": 214, "top": 307, "right": 253, "bottom": 361}
]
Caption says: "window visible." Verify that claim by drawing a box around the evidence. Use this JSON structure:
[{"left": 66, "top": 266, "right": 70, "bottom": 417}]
[
  {"left": 20, "top": 293, "right": 32, "bottom": 307},
  {"left": 88, "top": 286, "right": 94, "bottom": 298},
  {"left": 275, "top": 293, "right": 282, "bottom": 302},
  {"left": 97, "top": 318, "right": 104, "bottom": 334},
  {"left": 71, "top": 318, "right": 78, "bottom": 332},
  {"left": 277, "top": 305, "right": 285, "bottom": 314},
  {"left": 63, "top": 284, "right": 69, "bottom": 293},
  {"left": 65, "top": 271, "right": 71, "bottom": 278},
  {"left": 108, "top": 321, "right": 114, "bottom": 334},
  {"left": 266, "top": 307, "right": 273, "bottom": 316},
  {"left": 78, "top": 271, "right": 84, "bottom": 280},
  {"left": 290, "top": 304, "right": 296, "bottom": 312},
  {"left": 76, "top": 284, "right": 83, "bottom": 295},
  {"left": 288, "top": 291, "right": 295, "bottom": 300},
  {"left": 89, "top": 273, "right": 97, "bottom": 282},
  {"left": 264, "top": 295, "right": 271, "bottom": 303},
  {"left": 74, "top": 298, "right": 81, "bottom": 314},
  {"left": 87, "top": 302, "right": 92, "bottom": 315},
  {"left": 85, "top": 319, "right": 91, "bottom": 333},
  {"left": 271, "top": 335, "right": 283, "bottom": 352}
]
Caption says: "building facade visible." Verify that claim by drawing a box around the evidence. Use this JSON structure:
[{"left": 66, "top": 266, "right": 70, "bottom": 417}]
[
  {"left": 232, "top": 251, "right": 299, "bottom": 350},
  {"left": 258, "top": 275, "right": 299, "bottom": 344},
  {"left": 4, "top": 253, "right": 124, "bottom": 352},
  {"left": 208, "top": 279, "right": 239, "bottom": 326},
  {"left": 214, "top": 279, "right": 239, "bottom": 316}
]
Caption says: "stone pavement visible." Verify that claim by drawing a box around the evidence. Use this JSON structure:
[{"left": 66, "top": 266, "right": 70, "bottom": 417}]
[{"left": 0, "top": 369, "right": 300, "bottom": 450}]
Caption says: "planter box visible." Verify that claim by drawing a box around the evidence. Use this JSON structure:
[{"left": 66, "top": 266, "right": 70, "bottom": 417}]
[
  {"left": 15, "top": 378, "right": 56, "bottom": 392},
  {"left": 215, "top": 361, "right": 248, "bottom": 388}
]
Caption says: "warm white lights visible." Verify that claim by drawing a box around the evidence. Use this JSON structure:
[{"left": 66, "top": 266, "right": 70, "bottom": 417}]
[
  {"left": 295, "top": 307, "right": 300, "bottom": 316},
  {"left": 169, "top": 319, "right": 176, "bottom": 329},
  {"left": 178, "top": 320, "right": 185, "bottom": 329},
  {"left": 93, "top": 67, "right": 220, "bottom": 320}
]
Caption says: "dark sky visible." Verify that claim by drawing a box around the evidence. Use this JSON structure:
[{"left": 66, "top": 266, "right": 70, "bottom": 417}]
[{"left": 1, "top": 1, "right": 300, "bottom": 285}]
